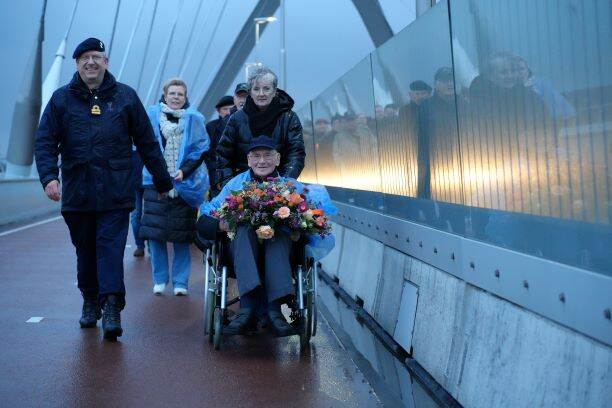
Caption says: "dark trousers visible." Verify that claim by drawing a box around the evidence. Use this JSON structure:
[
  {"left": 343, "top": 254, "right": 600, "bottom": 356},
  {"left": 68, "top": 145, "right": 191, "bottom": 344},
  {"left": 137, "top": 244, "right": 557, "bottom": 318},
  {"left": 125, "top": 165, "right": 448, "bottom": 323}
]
[
  {"left": 62, "top": 210, "right": 130, "bottom": 308},
  {"left": 130, "top": 187, "right": 145, "bottom": 249},
  {"left": 230, "top": 226, "right": 294, "bottom": 303}
]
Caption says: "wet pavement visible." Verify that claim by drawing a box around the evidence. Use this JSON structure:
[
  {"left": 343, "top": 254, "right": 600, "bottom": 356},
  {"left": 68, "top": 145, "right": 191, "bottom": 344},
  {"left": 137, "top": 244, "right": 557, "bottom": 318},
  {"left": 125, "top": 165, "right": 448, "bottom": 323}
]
[{"left": 0, "top": 217, "right": 381, "bottom": 407}]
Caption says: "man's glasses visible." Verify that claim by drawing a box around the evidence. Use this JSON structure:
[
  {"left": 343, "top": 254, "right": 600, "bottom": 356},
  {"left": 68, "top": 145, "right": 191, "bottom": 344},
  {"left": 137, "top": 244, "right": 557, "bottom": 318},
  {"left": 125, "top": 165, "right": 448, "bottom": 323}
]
[
  {"left": 78, "top": 55, "right": 105, "bottom": 64},
  {"left": 248, "top": 152, "right": 277, "bottom": 162}
]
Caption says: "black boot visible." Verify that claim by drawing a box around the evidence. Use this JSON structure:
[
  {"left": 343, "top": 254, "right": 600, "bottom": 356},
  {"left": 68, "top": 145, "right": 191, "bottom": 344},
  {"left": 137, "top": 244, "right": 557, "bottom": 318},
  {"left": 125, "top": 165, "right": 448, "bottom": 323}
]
[
  {"left": 79, "top": 295, "right": 101, "bottom": 328},
  {"left": 223, "top": 308, "right": 257, "bottom": 335},
  {"left": 102, "top": 295, "right": 123, "bottom": 341},
  {"left": 268, "top": 310, "right": 296, "bottom": 337}
]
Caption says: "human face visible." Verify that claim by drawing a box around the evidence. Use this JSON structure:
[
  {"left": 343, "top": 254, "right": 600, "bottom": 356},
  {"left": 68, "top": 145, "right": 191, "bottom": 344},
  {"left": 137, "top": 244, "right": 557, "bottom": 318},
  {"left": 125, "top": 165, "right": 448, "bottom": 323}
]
[
  {"left": 435, "top": 78, "right": 455, "bottom": 99},
  {"left": 409, "top": 90, "right": 431, "bottom": 105},
  {"left": 165, "top": 85, "right": 187, "bottom": 110},
  {"left": 490, "top": 58, "right": 516, "bottom": 88},
  {"left": 247, "top": 148, "right": 280, "bottom": 177},
  {"left": 76, "top": 51, "right": 108, "bottom": 88},
  {"left": 314, "top": 121, "right": 330, "bottom": 134},
  {"left": 234, "top": 92, "right": 247, "bottom": 110},
  {"left": 250, "top": 79, "right": 276, "bottom": 110},
  {"left": 218, "top": 105, "right": 233, "bottom": 118}
]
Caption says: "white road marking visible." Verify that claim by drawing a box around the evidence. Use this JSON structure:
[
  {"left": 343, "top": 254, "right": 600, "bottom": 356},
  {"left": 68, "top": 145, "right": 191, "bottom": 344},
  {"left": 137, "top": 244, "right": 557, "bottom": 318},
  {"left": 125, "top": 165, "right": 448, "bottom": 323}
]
[
  {"left": 0, "top": 216, "right": 62, "bottom": 237},
  {"left": 26, "top": 317, "right": 45, "bottom": 323}
]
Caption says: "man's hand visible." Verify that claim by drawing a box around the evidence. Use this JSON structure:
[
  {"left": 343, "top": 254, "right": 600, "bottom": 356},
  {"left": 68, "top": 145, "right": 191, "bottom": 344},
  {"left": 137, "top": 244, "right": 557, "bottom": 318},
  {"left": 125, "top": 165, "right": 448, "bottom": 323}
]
[
  {"left": 174, "top": 170, "right": 184, "bottom": 182},
  {"left": 219, "top": 220, "right": 229, "bottom": 232},
  {"left": 44, "top": 180, "right": 61, "bottom": 201}
]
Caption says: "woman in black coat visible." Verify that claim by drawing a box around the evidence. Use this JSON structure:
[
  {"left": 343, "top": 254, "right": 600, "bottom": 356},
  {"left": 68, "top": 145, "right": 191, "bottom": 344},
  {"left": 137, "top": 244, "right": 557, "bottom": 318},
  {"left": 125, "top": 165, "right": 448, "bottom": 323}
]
[
  {"left": 139, "top": 78, "right": 209, "bottom": 296},
  {"left": 215, "top": 66, "right": 306, "bottom": 186}
]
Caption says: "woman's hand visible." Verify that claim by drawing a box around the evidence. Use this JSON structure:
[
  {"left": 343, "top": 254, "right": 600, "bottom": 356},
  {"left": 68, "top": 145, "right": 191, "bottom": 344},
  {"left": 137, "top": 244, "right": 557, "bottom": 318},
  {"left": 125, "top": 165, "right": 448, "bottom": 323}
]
[
  {"left": 174, "top": 170, "right": 184, "bottom": 182},
  {"left": 219, "top": 220, "right": 229, "bottom": 232}
]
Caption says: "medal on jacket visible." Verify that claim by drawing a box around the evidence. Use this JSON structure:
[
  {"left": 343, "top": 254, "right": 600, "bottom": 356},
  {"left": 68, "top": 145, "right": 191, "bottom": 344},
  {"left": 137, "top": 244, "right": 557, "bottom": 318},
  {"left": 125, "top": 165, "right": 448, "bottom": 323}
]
[{"left": 91, "top": 104, "right": 101, "bottom": 115}]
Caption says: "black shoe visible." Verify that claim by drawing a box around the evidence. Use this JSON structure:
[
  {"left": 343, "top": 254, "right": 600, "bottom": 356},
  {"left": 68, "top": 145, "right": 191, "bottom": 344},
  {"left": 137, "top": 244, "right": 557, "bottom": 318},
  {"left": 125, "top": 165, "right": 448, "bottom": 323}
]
[
  {"left": 258, "top": 314, "right": 270, "bottom": 330},
  {"left": 102, "top": 296, "right": 123, "bottom": 341},
  {"left": 133, "top": 247, "right": 145, "bottom": 257},
  {"left": 268, "top": 310, "right": 296, "bottom": 337},
  {"left": 79, "top": 296, "right": 101, "bottom": 328},
  {"left": 223, "top": 308, "right": 256, "bottom": 335}
]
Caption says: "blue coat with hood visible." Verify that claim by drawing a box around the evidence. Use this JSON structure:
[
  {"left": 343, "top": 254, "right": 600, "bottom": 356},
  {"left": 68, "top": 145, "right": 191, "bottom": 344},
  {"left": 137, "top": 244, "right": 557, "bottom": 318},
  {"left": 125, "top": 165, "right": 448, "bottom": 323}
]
[{"left": 35, "top": 71, "right": 172, "bottom": 212}]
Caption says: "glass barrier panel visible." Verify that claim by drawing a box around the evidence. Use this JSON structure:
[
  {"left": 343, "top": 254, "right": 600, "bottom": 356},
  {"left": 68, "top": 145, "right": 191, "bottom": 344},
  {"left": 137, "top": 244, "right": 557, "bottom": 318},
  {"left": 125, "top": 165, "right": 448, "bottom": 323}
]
[
  {"left": 311, "top": 56, "right": 383, "bottom": 210},
  {"left": 295, "top": 102, "right": 318, "bottom": 184},
  {"left": 450, "top": 0, "right": 612, "bottom": 274}
]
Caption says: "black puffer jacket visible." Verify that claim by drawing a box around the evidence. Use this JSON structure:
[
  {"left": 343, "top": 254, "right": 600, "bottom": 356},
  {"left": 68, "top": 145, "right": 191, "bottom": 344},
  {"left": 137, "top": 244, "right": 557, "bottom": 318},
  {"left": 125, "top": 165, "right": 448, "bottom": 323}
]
[
  {"left": 35, "top": 71, "right": 173, "bottom": 211},
  {"left": 215, "top": 89, "right": 305, "bottom": 185},
  {"left": 139, "top": 188, "right": 198, "bottom": 243}
]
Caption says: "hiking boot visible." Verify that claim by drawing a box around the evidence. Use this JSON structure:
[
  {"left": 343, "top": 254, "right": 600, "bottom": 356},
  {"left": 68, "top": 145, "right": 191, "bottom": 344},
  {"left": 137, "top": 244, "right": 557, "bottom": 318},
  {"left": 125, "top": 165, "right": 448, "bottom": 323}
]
[
  {"left": 102, "top": 295, "right": 123, "bottom": 341},
  {"left": 79, "top": 296, "right": 101, "bottom": 328}
]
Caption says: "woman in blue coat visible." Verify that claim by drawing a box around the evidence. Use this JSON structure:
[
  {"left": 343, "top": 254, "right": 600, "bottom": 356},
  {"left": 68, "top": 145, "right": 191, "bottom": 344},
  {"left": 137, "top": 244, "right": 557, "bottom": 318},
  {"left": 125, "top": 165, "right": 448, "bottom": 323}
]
[{"left": 140, "top": 78, "right": 210, "bottom": 296}]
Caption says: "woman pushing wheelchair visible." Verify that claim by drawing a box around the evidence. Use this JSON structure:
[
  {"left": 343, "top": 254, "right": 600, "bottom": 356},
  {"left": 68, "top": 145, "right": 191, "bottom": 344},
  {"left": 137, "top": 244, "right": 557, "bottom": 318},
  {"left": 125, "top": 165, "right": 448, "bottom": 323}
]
[{"left": 197, "top": 136, "right": 335, "bottom": 339}]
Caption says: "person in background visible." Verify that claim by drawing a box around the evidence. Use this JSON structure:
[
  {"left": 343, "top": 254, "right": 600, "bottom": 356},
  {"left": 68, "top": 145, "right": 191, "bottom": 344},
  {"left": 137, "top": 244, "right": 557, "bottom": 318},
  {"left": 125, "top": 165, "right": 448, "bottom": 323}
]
[
  {"left": 204, "top": 95, "right": 234, "bottom": 196},
  {"left": 139, "top": 78, "right": 210, "bottom": 296},
  {"left": 130, "top": 149, "right": 146, "bottom": 257},
  {"left": 216, "top": 67, "right": 305, "bottom": 186}
]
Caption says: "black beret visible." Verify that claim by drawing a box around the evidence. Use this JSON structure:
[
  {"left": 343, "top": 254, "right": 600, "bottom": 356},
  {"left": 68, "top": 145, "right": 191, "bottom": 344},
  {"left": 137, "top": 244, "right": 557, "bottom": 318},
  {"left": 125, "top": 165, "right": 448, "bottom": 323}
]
[
  {"left": 73, "top": 37, "right": 105, "bottom": 59},
  {"left": 409, "top": 80, "right": 432, "bottom": 91},
  {"left": 215, "top": 95, "right": 234, "bottom": 109}
]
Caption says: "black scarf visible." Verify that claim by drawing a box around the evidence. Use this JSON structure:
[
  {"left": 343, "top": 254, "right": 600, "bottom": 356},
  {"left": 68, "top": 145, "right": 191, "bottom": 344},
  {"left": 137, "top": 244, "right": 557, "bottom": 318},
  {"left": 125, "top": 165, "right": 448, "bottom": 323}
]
[{"left": 243, "top": 96, "right": 283, "bottom": 137}]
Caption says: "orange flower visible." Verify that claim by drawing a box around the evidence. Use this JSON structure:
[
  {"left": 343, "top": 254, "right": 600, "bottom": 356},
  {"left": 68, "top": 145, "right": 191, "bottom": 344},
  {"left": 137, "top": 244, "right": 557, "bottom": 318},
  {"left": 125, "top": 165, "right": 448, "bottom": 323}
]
[
  {"left": 311, "top": 209, "right": 324, "bottom": 216},
  {"left": 288, "top": 193, "right": 303, "bottom": 206}
]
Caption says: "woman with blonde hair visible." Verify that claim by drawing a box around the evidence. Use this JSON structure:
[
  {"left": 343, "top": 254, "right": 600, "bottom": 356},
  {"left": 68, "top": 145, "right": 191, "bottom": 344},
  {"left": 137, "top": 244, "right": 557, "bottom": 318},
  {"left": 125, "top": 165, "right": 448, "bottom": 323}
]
[{"left": 140, "top": 78, "right": 210, "bottom": 296}]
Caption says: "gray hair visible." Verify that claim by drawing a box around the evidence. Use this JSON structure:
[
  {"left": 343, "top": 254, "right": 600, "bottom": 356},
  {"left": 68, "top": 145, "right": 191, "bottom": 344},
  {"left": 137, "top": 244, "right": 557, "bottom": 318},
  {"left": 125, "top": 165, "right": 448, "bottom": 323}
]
[{"left": 248, "top": 67, "right": 278, "bottom": 91}]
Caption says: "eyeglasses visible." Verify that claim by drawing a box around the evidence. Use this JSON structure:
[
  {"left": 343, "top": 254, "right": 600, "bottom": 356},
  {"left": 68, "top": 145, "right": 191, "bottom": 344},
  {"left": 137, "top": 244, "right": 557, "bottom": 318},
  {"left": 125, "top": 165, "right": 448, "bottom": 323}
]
[
  {"left": 248, "top": 152, "right": 277, "bottom": 162},
  {"left": 78, "top": 55, "right": 105, "bottom": 64}
]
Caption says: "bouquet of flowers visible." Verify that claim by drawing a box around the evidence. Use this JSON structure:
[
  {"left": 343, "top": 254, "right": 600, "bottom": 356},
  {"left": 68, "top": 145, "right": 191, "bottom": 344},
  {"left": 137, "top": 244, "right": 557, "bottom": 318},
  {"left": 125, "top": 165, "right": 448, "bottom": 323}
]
[{"left": 211, "top": 178, "right": 332, "bottom": 241}]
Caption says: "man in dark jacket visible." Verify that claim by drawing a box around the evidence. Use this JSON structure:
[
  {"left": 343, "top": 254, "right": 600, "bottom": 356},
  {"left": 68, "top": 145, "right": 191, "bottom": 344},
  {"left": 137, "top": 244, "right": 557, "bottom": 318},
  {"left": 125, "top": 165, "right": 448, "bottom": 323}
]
[
  {"left": 215, "top": 68, "right": 305, "bottom": 186},
  {"left": 203, "top": 95, "right": 234, "bottom": 196},
  {"left": 35, "top": 38, "right": 173, "bottom": 341}
]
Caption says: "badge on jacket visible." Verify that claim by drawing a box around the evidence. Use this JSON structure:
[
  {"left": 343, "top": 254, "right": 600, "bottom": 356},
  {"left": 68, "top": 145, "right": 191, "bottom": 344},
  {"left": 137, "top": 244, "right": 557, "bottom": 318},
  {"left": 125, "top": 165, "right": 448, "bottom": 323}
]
[{"left": 91, "top": 105, "right": 101, "bottom": 115}]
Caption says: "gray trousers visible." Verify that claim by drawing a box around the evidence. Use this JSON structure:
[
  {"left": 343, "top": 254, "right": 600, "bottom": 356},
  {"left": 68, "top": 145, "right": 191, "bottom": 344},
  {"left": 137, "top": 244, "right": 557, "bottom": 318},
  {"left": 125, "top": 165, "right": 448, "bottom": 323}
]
[{"left": 230, "top": 225, "right": 294, "bottom": 302}]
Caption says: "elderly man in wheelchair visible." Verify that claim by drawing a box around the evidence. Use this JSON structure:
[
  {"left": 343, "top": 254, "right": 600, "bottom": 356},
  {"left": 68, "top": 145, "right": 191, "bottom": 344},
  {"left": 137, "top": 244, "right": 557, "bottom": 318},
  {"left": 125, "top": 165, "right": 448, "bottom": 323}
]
[{"left": 197, "top": 136, "right": 335, "bottom": 340}]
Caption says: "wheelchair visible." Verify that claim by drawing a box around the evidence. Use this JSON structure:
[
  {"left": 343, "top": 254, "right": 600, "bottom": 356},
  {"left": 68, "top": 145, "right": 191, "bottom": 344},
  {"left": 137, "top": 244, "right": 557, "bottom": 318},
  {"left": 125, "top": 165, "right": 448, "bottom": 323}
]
[{"left": 198, "top": 233, "right": 318, "bottom": 351}]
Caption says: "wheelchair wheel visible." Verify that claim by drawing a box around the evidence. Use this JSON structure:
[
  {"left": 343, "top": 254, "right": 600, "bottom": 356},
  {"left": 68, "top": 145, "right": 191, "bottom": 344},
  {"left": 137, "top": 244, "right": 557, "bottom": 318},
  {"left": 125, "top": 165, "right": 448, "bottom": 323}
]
[
  {"left": 213, "top": 308, "right": 223, "bottom": 350},
  {"left": 299, "top": 309, "right": 310, "bottom": 350},
  {"left": 203, "top": 250, "right": 215, "bottom": 339},
  {"left": 310, "top": 261, "right": 318, "bottom": 337}
]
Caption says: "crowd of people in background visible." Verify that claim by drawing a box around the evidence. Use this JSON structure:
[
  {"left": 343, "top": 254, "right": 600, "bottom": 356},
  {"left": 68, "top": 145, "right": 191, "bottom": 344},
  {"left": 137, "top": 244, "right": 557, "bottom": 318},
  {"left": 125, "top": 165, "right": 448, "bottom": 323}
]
[{"left": 303, "top": 51, "right": 575, "bottom": 204}]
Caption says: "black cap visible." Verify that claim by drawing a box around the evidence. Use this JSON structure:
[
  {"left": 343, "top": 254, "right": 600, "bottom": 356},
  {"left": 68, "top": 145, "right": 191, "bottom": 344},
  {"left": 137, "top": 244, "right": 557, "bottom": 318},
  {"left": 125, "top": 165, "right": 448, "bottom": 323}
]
[
  {"left": 215, "top": 95, "right": 234, "bottom": 109},
  {"left": 434, "top": 67, "right": 453, "bottom": 82},
  {"left": 248, "top": 136, "right": 277, "bottom": 153},
  {"left": 73, "top": 37, "right": 105, "bottom": 59},
  {"left": 410, "top": 80, "right": 432, "bottom": 91},
  {"left": 234, "top": 83, "right": 249, "bottom": 94}
]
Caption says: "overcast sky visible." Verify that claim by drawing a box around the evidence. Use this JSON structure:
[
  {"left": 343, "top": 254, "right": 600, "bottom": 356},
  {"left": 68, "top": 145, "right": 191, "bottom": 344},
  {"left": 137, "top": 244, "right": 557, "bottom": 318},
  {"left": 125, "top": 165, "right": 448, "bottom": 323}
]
[{"left": 0, "top": 0, "right": 416, "bottom": 157}]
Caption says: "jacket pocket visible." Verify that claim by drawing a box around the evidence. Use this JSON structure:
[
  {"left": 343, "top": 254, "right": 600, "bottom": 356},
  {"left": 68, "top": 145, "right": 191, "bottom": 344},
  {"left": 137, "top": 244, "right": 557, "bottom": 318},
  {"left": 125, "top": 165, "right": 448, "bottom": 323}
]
[
  {"left": 108, "top": 158, "right": 134, "bottom": 203},
  {"left": 61, "top": 160, "right": 87, "bottom": 207}
]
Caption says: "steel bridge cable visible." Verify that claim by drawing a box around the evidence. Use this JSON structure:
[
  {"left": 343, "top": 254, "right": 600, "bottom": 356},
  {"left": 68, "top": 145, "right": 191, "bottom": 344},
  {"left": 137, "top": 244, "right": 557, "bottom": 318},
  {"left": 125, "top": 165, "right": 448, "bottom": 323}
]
[
  {"left": 107, "top": 0, "right": 122, "bottom": 60},
  {"left": 178, "top": 0, "right": 209, "bottom": 78},
  {"left": 136, "top": 0, "right": 160, "bottom": 95},
  {"left": 191, "top": 0, "right": 229, "bottom": 104},
  {"left": 144, "top": 0, "right": 185, "bottom": 106},
  {"left": 117, "top": 0, "right": 146, "bottom": 81}
]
